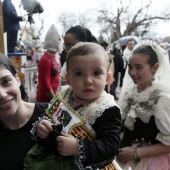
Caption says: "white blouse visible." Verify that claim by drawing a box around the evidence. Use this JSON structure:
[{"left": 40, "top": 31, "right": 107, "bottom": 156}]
[{"left": 120, "top": 82, "right": 170, "bottom": 146}]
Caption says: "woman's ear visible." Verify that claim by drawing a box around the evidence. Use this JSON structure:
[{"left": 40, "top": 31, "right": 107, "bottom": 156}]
[{"left": 65, "top": 74, "right": 71, "bottom": 85}]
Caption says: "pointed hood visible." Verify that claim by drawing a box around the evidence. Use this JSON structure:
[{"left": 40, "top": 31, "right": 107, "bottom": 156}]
[{"left": 43, "top": 24, "right": 63, "bottom": 53}]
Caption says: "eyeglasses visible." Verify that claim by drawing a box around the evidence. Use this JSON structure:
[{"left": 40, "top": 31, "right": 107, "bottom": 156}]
[{"left": 63, "top": 44, "right": 75, "bottom": 50}]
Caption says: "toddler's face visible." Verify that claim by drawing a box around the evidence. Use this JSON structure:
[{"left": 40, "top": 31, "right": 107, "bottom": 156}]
[{"left": 66, "top": 54, "right": 110, "bottom": 101}]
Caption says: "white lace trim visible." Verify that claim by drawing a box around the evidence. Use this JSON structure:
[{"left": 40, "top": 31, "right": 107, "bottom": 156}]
[
  {"left": 30, "top": 115, "right": 51, "bottom": 140},
  {"left": 120, "top": 82, "right": 164, "bottom": 130},
  {"left": 60, "top": 86, "right": 119, "bottom": 125},
  {"left": 156, "top": 133, "right": 170, "bottom": 146},
  {"left": 77, "top": 91, "right": 118, "bottom": 125}
]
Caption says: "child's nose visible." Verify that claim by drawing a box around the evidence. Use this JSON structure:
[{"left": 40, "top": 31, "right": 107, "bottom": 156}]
[{"left": 84, "top": 76, "right": 93, "bottom": 85}]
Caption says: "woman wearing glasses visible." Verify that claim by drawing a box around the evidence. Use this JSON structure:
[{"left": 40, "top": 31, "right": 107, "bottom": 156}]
[{"left": 60, "top": 25, "right": 98, "bottom": 86}]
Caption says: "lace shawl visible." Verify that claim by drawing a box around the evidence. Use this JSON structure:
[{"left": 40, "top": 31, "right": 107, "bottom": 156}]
[
  {"left": 120, "top": 82, "right": 170, "bottom": 146},
  {"left": 59, "top": 85, "right": 119, "bottom": 125}
]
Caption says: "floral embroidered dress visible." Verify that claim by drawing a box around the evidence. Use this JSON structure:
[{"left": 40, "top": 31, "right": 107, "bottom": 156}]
[{"left": 119, "top": 82, "right": 170, "bottom": 170}]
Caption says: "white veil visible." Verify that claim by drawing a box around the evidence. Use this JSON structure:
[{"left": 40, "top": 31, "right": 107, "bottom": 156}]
[{"left": 118, "top": 39, "right": 170, "bottom": 105}]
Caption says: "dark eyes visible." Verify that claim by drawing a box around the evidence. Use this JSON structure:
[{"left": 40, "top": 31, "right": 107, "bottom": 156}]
[
  {"left": 74, "top": 71, "right": 102, "bottom": 77},
  {"left": 93, "top": 71, "right": 101, "bottom": 76},
  {"left": 74, "top": 71, "right": 83, "bottom": 77},
  {"left": 1, "top": 78, "right": 12, "bottom": 86}
]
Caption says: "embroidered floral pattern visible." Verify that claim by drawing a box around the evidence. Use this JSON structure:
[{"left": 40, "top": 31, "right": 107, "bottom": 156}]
[{"left": 121, "top": 84, "right": 163, "bottom": 130}]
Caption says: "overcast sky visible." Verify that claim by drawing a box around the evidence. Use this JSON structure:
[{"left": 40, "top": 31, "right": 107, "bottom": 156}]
[{"left": 11, "top": 0, "right": 170, "bottom": 41}]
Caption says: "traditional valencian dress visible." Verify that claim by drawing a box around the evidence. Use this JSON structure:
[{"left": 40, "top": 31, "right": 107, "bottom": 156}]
[
  {"left": 24, "top": 86, "right": 122, "bottom": 170},
  {"left": 119, "top": 82, "right": 170, "bottom": 170}
]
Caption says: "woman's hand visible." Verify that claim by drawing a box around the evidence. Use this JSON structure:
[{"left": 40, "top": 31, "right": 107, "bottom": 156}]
[
  {"left": 117, "top": 147, "right": 134, "bottom": 164},
  {"left": 56, "top": 132, "right": 79, "bottom": 156}
]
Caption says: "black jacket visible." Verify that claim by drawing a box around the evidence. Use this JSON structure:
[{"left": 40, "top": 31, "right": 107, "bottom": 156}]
[{"left": 81, "top": 106, "right": 122, "bottom": 168}]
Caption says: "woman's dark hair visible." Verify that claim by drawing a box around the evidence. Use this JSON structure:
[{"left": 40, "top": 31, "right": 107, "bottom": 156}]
[
  {"left": 0, "top": 54, "right": 17, "bottom": 76},
  {"left": 0, "top": 53, "right": 28, "bottom": 101},
  {"left": 65, "top": 25, "right": 98, "bottom": 43},
  {"left": 100, "top": 41, "right": 108, "bottom": 49},
  {"left": 133, "top": 45, "right": 158, "bottom": 66}
]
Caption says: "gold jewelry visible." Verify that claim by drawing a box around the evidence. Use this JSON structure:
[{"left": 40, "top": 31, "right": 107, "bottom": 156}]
[
  {"left": 133, "top": 147, "right": 140, "bottom": 164},
  {"left": 152, "top": 71, "right": 155, "bottom": 75}
]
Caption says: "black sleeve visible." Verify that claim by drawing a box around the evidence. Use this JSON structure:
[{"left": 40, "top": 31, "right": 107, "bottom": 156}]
[{"left": 83, "top": 106, "right": 122, "bottom": 165}]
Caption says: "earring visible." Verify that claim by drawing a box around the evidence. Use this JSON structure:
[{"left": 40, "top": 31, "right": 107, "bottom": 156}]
[{"left": 152, "top": 71, "right": 155, "bottom": 80}]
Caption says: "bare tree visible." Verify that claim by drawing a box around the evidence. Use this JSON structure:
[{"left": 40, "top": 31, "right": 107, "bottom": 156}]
[
  {"left": 36, "top": 14, "right": 45, "bottom": 38},
  {"left": 97, "top": 0, "right": 170, "bottom": 40},
  {"left": 58, "top": 12, "right": 77, "bottom": 34},
  {"left": 58, "top": 11, "right": 93, "bottom": 35}
]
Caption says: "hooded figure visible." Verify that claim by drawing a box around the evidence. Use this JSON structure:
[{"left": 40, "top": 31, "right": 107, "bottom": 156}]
[
  {"left": 36, "top": 24, "right": 62, "bottom": 102},
  {"left": 43, "top": 24, "right": 63, "bottom": 53}
]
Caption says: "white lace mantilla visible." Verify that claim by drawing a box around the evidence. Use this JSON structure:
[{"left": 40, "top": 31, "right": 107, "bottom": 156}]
[
  {"left": 59, "top": 85, "right": 119, "bottom": 125},
  {"left": 120, "top": 82, "right": 166, "bottom": 131}
]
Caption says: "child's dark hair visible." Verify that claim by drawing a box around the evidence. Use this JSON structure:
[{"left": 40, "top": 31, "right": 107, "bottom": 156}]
[
  {"left": 0, "top": 53, "right": 28, "bottom": 101},
  {"left": 133, "top": 45, "right": 158, "bottom": 66},
  {"left": 66, "top": 42, "right": 109, "bottom": 71}
]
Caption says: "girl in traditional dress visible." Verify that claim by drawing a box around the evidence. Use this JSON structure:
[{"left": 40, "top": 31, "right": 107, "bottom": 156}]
[{"left": 117, "top": 40, "right": 170, "bottom": 170}]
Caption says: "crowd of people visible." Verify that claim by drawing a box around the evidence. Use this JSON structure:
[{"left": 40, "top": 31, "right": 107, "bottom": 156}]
[{"left": 1, "top": 2, "right": 170, "bottom": 169}]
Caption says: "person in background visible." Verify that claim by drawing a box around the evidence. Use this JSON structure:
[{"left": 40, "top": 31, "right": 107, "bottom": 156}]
[
  {"left": 100, "top": 41, "right": 115, "bottom": 93},
  {"left": 117, "top": 40, "right": 170, "bottom": 169},
  {"left": 120, "top": 39, "right": 135, "bottom": 89},
  {"left": 32, "top": 45, "right": 43, "bottom": 84},
  {"left": 33, "top": 45, "right": 43, "bottom": 65},
  {"left": 0, "top": 53, "right": 49, "bottom": 170},
  {"left": 15, "top": 41, "right": 24, "bottom": 53},
  {"left": 64, "top": 25, "right": 98, "bottom": 53},
  {"left": 110, "top": 43, "right": 124, "bottom": 100},
  {"left": 60, "top": 25, "right": 98, "bottom": 86},
  {"left": 24, "top": 42, "right": 122, "bottom": 170},
  {"left": 60, "top": 49, "right": 67, "bottom": 67},
  {"left": 100, "top": 41, "right": 110, "bottom": 51},
  {"left": 30, "top": 48, "right": 35, "bottom": 61},
  {"left": 36, "top": 24, "right": 62, "bottom": 102},
  {"left": 159, "top": 42, "right": 170, "bottom": 62},
  {"left": 2, "top": 0, "right": 25, "bottom": 53},
  {"left": 123, "top": 39, "right": 135, "bottom": 65}
]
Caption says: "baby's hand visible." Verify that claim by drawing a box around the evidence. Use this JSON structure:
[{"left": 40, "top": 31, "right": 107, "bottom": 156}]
[
  {"left": 56, "top": 132, "right": 79, "bottom": 156},
  {"left": 36, "top": 120, "right": 53, "bottom": 139}
]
